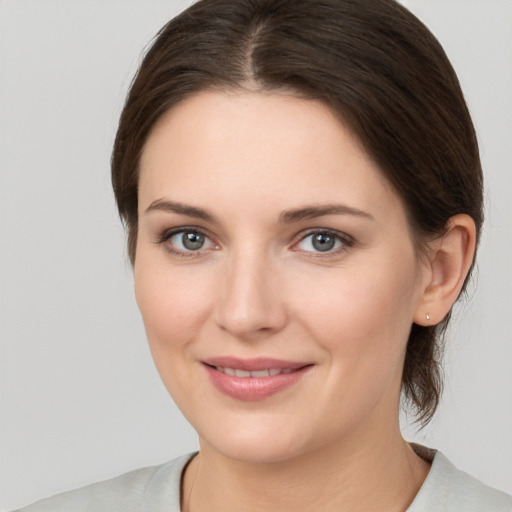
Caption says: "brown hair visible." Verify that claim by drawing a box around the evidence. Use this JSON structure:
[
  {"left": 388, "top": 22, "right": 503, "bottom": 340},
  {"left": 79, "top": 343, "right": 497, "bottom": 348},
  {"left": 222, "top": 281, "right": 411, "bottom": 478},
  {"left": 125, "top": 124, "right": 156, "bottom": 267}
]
[{"left": 112, "top": 0, "right": 483, "bottom": 424}]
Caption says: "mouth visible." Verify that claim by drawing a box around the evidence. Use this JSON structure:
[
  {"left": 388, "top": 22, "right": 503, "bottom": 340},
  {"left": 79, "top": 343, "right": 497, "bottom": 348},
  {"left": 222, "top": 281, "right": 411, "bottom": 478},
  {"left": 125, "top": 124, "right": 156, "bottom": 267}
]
[
  {"left": 208, "top": 366, "right": 295, "bottom": 378},
  {"left": 202, "top": 357, "right": 313, "bottom": 401}
]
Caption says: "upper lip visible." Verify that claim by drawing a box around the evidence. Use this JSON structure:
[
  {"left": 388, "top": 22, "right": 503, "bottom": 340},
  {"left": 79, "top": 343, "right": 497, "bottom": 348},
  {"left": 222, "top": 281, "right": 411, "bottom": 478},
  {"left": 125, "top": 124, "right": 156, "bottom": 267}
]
[{"left": 202, "top": 357, "right": 311, "bottom": 372}]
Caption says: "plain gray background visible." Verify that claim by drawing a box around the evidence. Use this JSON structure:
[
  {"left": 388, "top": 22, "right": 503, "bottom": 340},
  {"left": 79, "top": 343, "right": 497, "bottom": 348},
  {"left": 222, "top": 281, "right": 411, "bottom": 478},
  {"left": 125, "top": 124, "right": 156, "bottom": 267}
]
[{"left": 0, "top": 0, "right": 511, "bottom": 509}]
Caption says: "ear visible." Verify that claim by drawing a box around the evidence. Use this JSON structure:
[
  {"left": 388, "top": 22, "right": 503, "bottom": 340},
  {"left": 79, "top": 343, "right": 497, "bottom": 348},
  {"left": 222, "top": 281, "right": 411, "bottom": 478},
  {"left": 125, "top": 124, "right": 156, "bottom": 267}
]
[{"left": 414, "top": 214, "right": 477, "bottom": 326}]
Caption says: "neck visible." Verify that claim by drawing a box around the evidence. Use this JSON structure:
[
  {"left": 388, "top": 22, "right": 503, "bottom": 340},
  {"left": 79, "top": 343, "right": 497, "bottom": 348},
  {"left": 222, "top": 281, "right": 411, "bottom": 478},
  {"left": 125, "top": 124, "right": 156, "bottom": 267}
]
[{"left": 182, "top": 422, "right": 430, "bottom": 512}]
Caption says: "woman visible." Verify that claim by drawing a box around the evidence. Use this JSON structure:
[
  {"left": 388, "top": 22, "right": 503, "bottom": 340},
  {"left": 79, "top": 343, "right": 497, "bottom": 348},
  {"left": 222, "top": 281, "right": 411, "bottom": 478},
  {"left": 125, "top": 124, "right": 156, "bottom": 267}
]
[{"left": 14, "top": 0, "right": 512, "bottom": 510}]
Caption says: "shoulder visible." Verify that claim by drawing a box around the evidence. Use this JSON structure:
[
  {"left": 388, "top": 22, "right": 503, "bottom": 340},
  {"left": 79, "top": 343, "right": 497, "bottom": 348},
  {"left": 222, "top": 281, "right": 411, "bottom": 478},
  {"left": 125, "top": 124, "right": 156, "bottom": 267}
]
[
  {"left": 409, "top": 449, "right": 512, "bottom": 512},
  {"left": 13, "top": 453, "right": 195, "bottom": 512}
]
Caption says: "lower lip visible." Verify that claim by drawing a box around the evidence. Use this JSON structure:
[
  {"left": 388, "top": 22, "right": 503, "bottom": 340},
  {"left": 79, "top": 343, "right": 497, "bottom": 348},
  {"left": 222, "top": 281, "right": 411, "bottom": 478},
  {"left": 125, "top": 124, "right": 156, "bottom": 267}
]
[{"left": 203, "top": 364, "right": 311, "bottom": 401}]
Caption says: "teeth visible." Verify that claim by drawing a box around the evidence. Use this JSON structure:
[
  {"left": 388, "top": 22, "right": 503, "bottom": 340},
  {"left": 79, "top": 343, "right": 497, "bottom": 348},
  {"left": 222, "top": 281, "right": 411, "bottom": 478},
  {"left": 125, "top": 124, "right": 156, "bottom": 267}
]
[
  {"left": 251, "top": 370, "right": 270, "bottom": 377},
  {"left": 214, "top": 366, "right": 294, "bottom": 377}
]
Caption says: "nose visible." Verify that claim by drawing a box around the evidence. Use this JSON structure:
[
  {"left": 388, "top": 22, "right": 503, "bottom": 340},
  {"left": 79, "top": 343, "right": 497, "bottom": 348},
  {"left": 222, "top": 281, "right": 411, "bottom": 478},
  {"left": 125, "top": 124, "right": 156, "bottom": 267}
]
[{"left": 214, "top": 250, "right": 288, "bottom": 341}]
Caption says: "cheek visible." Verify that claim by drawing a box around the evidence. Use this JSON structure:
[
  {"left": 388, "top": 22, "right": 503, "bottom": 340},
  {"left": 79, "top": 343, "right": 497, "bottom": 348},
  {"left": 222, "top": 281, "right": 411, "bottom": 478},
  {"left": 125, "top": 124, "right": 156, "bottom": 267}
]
[
  {"left": 134, "top": 256, "right": 213, "bottom": 356},
  {"left": 133, "top": 259, "right": 217, "bottom": 410},
  {"left": 290, "top": 258, "right": 419, "bottom": 368}
]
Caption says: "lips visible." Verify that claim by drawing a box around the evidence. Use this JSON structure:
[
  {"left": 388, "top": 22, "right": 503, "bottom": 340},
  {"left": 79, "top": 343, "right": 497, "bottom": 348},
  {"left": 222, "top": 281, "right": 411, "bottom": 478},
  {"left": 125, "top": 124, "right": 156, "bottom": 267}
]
[
  {"left": 202, "top": 357, "right": 312, "bottom": 401},
  {"left": 213, "top": 366, "right": 294, "bottom": 377}
]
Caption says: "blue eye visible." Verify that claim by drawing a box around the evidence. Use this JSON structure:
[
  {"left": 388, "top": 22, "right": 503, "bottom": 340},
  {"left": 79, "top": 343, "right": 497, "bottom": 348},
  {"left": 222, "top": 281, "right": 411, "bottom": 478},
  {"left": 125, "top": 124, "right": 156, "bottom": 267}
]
[
  {"left": 296, "top": 232, "right": 345, "bottom": 253},
  {"left": 162, "top": 229, "right": 215, "bottom": 254}
]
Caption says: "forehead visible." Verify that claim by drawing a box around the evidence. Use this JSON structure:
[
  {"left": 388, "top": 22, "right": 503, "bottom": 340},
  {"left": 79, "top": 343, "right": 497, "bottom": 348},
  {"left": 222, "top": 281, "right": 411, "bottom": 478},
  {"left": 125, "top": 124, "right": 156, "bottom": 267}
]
[{"left": 138, "top": 90, "right": 403, "bottom": 223}]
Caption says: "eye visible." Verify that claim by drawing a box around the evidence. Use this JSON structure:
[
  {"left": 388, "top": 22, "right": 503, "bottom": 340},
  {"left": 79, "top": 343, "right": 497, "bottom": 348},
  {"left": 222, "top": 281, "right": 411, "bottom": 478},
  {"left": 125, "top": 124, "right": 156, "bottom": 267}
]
[
  {"left": 295, "top": 231, "right": 349, "bottom": 254},
  {"left": 158, "top": 228, "right": 216, "bottom": 255}
]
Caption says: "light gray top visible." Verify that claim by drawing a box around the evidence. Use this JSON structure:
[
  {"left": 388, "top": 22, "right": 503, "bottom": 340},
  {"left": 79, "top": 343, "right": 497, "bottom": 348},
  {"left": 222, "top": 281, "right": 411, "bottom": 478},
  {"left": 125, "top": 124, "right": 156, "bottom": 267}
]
[{"left": 14, "top": 449, "right": 512, "bottom": 511}]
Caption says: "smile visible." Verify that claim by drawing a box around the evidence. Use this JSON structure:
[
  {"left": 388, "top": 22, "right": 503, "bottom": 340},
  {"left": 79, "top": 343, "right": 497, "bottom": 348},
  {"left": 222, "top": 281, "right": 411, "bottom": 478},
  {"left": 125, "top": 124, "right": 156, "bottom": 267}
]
[
  {"left": 212, "top": 366, "right": 295, "bottom": 377},
  {"left": 202, "top": 358, "right": 313, "bottom": 401}
]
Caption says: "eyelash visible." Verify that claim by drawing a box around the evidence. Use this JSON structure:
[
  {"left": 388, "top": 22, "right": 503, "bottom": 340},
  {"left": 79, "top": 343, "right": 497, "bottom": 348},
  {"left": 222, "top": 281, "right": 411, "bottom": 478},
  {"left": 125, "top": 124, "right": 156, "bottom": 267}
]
[
  {"left": 155, "top": 227, "right": 355, "bottom": 258},
  {"left": 155, "top": 227, "right": 217, "bottom": 258},
  {"left": 293, "top": 229, "right": 355, "bottom": 257}
]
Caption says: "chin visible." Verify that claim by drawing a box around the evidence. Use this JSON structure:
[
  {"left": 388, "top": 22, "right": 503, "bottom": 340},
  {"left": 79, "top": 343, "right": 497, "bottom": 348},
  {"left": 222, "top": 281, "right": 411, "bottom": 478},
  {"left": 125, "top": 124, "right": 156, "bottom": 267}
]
[
  {"left": 194, "top": 412, "right": 312, "bottom": 464},
  {"left": 198, "top": 412, "right": 346, "bottom": 466},
  {"left": 206, "top": 437, "right": 305, "bottom": 465}
]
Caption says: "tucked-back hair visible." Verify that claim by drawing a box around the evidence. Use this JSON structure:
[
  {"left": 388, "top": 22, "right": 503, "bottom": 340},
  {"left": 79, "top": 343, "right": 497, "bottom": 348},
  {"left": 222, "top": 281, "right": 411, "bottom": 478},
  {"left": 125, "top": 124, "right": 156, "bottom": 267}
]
[{"left": 112, "top": 0, "right": 483, "bottom": 424}]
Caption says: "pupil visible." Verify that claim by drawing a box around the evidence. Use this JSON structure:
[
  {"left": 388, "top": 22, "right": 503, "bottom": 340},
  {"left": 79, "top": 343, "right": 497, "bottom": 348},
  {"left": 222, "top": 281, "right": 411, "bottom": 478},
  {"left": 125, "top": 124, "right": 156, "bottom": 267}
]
[
  {"left": 312, "top": 233, "right": 335, "bottom": 252},
  {"left": 182, "top": 232, "right": 204, "bottom": 250}
]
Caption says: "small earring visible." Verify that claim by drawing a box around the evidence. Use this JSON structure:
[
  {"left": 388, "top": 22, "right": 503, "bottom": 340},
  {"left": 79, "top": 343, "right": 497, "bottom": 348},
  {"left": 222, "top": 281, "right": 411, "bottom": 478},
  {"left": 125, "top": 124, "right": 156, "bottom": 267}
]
[{"left": 425, "top": 313, "right": 431, "bottom": 321}]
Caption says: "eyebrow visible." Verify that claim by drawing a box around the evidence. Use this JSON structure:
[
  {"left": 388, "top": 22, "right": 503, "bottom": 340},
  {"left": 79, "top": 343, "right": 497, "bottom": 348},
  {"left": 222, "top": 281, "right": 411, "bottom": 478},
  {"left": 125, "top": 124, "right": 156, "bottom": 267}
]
[
  {"left": 279, "top": 204, "right": 374, "bottom": 223},
  {"left": 144, "top": 199, "right": 374, "bottom": 224},
  {"left": 145, "top": 199, "right": 216, "bottom": 222}
]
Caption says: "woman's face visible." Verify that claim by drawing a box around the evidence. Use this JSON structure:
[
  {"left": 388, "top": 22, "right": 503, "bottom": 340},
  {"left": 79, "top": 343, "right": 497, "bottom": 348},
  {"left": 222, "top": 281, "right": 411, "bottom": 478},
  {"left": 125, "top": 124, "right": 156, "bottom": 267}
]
[{"left": 135, "top": 91, "right": 429, "bottom": 463}]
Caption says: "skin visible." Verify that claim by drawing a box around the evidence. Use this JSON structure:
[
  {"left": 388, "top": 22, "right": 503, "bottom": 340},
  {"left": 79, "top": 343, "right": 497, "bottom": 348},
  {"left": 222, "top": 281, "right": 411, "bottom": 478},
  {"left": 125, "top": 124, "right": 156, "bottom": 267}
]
[{"left": 134, "top": 91, "right": 476, "bottom": 511}]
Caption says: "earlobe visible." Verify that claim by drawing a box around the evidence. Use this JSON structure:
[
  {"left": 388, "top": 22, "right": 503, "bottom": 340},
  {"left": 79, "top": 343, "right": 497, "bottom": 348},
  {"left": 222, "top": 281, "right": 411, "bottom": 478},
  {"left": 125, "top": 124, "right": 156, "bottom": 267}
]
[{"left": 414, "top": 214, "right": 477, "bottom": 326}]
